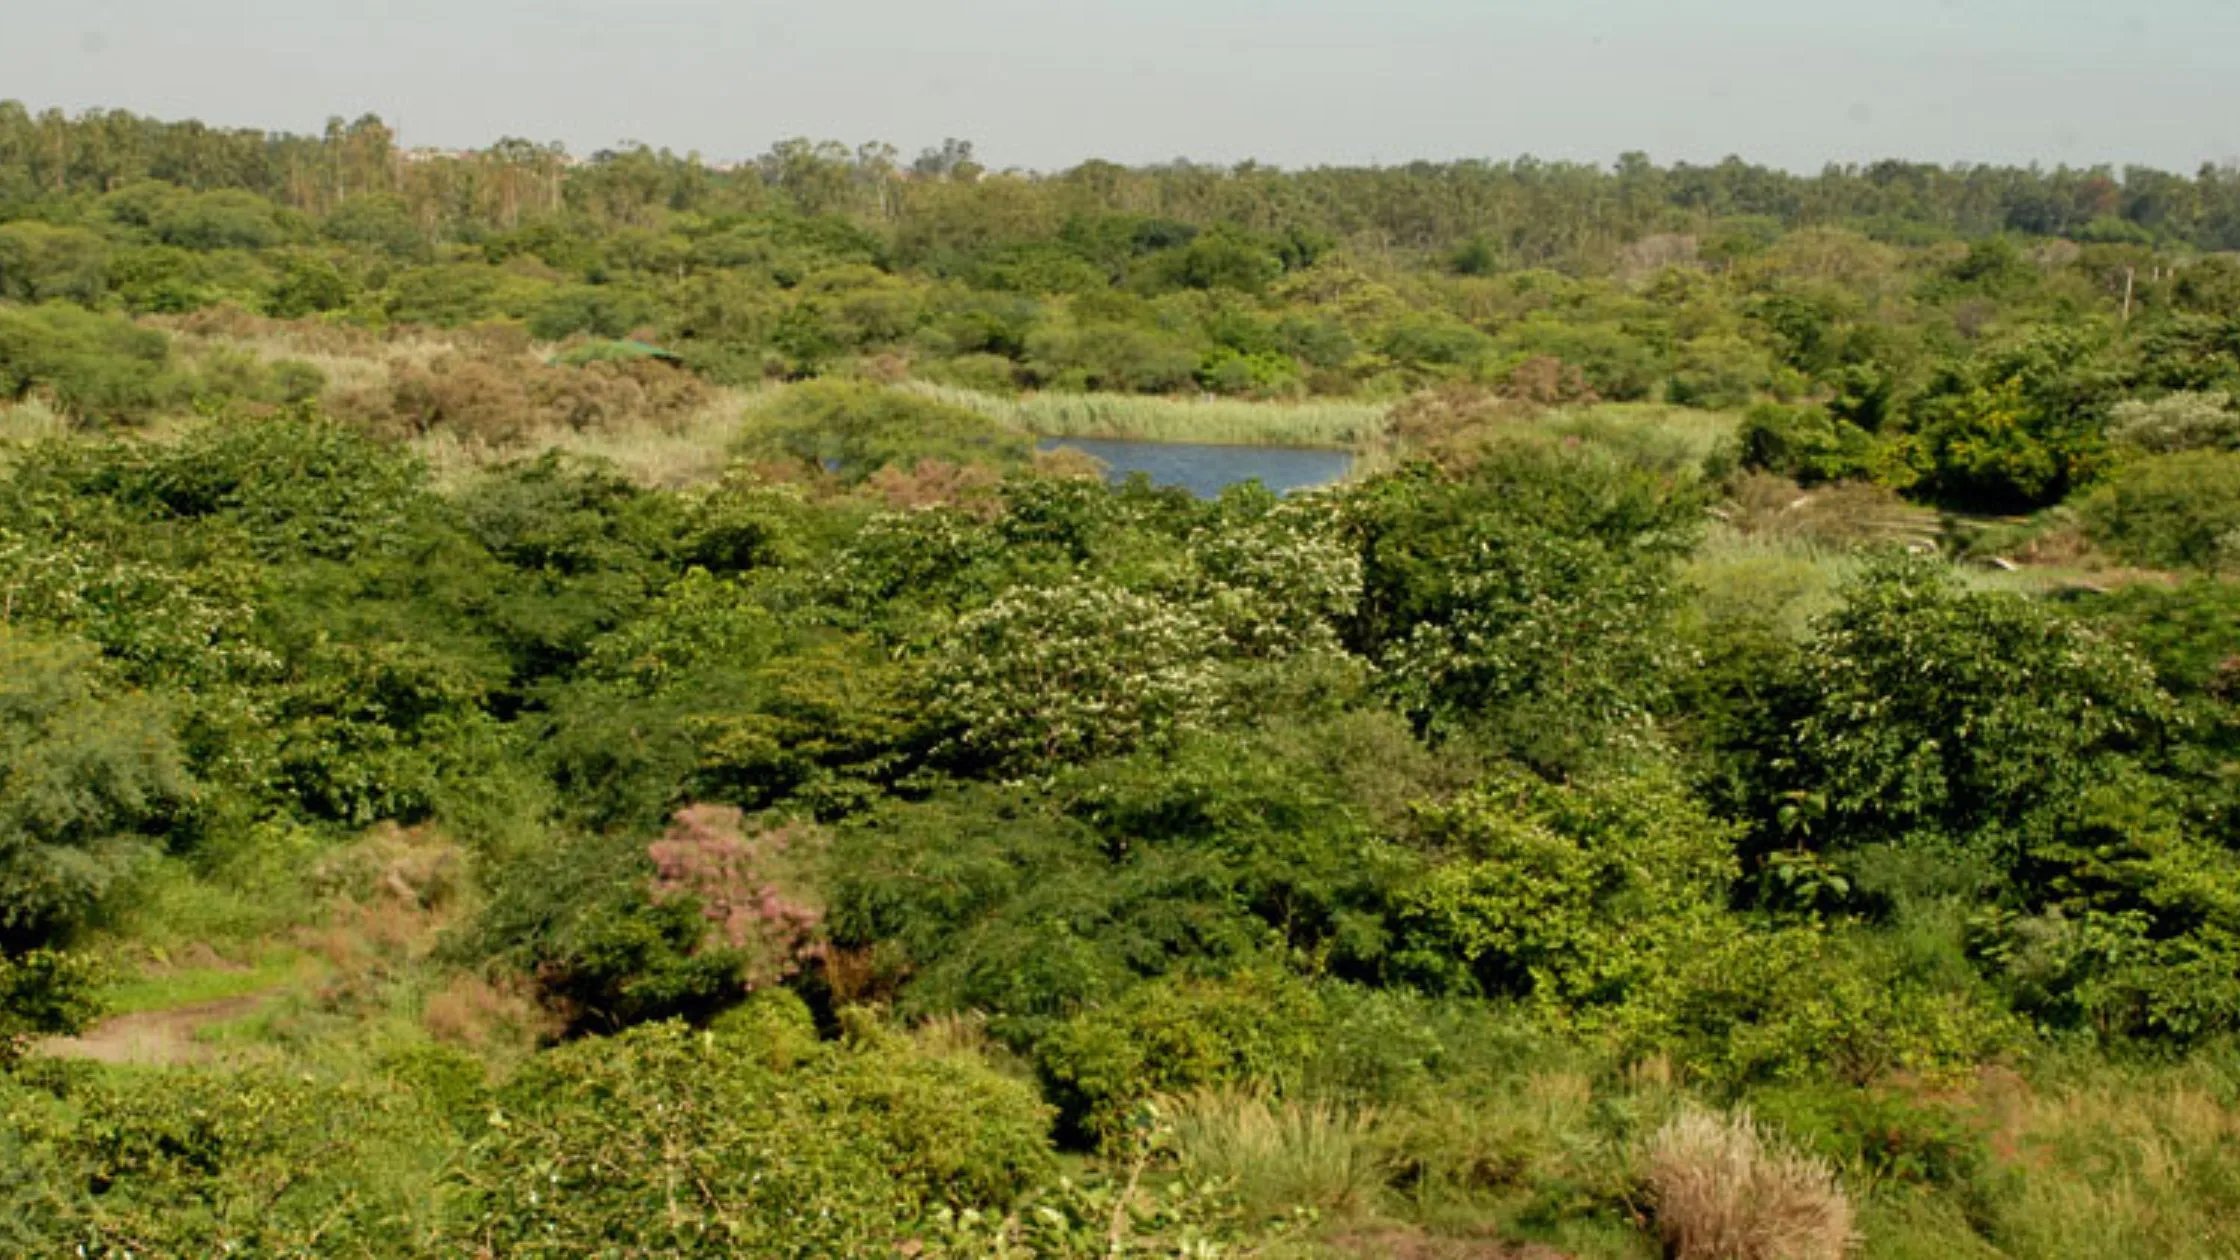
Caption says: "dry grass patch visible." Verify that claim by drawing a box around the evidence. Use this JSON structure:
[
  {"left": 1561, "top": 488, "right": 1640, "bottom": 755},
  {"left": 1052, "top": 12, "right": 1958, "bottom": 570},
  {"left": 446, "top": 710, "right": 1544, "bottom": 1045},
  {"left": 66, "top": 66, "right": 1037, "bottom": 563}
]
[
  {"left": 421, "top": 972, "right": 560, "bottom": 1052},
  {"left": 1644, "top": 1107, "right": 1854, "bottom": 1260}
]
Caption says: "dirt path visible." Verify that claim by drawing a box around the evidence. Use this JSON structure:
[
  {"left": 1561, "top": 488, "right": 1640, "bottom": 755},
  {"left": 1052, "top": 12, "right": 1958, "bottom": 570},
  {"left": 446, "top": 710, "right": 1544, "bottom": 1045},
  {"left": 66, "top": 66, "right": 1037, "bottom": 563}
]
[{"left": 38, "top": 991, "right": 278, "bottom": 1066}]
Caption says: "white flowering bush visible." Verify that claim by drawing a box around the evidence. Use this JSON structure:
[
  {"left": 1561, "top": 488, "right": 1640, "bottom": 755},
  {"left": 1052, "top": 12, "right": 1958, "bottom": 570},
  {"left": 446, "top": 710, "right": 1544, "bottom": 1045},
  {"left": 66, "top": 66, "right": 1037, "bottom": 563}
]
[
  {"left": 1183, "top": 495, "right": 1363, "bottom": 660},
  {"left": 2107, "top": 391, "right": 2240, "bottom": 454},
  {"left": 931, "top": 577, "right": 1226, "bottom": 774}
]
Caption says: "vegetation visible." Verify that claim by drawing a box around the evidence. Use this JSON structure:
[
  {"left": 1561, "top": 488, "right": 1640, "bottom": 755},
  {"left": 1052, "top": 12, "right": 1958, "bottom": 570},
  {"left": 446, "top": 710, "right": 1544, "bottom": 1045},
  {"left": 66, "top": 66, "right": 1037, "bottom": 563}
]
[{"left": 3, "top": 100, "right": 2240, "bottom": 1258}]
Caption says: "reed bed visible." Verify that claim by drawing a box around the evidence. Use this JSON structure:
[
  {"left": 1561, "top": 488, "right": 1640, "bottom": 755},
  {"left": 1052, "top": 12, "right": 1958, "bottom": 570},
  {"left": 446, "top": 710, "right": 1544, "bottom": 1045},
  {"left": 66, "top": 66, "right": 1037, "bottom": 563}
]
[{"left": 908, "top": 384, "right": 1387, "bottom": 449}]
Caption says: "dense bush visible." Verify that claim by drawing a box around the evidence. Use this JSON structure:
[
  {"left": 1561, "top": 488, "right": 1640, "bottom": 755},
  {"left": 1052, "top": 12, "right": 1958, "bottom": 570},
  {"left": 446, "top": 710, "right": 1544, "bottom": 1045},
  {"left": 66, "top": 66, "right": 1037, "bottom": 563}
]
[
  {"left": 2081, "top": 450, "right": 2240, "bottom": 572},
  {"left": 0, "top": 303, "right": 183, "bottom": 423},
  {"left": 1389, "top": 769, "right": 1738, "bottom": 1016},
  {"left": 734, "top": 380, "right": 1031, "bottom": 482},
  {"left": 0, "top": 630, "right": 187, "bottom": 949},
  {"left": 454, "top": 1017, "right": 1055, "bottom": 1255}
]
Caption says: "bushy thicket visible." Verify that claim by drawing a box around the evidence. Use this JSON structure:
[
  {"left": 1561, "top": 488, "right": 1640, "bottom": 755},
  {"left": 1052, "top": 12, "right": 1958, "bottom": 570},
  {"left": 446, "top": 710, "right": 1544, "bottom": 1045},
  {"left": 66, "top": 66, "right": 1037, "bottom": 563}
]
[{"left": 2, "top": 366, "right": 2238, "bottom": 1255}]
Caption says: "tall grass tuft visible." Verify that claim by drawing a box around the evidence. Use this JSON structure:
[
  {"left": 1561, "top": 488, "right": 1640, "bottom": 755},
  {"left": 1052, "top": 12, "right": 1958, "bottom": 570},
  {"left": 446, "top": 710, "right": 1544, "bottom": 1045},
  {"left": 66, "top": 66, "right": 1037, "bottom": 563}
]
[
  {"left": 1646, "top": 1106, "right": 1855, "bottom": 1260},
  {"left": 1167, "top": 1089, "right": 1390, "bottom": 1220},
  {"left": 908, "top": 383, "right": 1386, "bottom": 450}
]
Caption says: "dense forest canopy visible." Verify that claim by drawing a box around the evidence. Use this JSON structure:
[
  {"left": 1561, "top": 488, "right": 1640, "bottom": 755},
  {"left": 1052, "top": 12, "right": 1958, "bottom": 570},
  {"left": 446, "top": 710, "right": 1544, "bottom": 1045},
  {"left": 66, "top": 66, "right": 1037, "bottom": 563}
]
[{"left": 1, "top": 102, "right": 2239, "bottom": 1258}]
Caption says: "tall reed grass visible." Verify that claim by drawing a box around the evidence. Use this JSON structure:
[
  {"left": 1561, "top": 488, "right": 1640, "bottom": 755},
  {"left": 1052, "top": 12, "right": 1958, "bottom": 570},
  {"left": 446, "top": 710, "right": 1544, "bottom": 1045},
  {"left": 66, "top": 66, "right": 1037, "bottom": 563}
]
[{"left": 908, "top": 384, "right": 1387, "bottom": 450}]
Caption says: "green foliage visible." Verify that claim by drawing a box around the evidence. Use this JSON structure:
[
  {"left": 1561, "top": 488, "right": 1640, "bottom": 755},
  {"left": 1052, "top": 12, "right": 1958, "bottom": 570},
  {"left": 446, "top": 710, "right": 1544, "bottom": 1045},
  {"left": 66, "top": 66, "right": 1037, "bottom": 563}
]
[
  {"left": 1, "top": 1061, "right": 455, "bottom": 1254},
  {"left": 2108, "top": 391, "right": 2240, "bottom": 455},
  {"left": 1738, "top": 402, "right": 1886, "bottom": 485},
  {"left": 454, "top": 1017, "right": 1054, "bottom": 1256},
  {"left": 1670, "top": 923, "right": 2023, "bottom": 1084},
  {"left": 133, "top": 415, "right": 430, "bottom": 561},
  {"left": 1345, "top": 442, "right": 1701, "bottom": 769},
  {"left": 0, "top": 949, "right": 105, "bottom": 1067},
  {"left": 456, "top": 827, "right": 754, "bottom": 1034},
  {"left": 1036, "top": 970, "right": 1326, "bottom": 1141},
  {"left": 734, "top": 379, "right": 1031, "bottom": 481},
  {"left": 1753, "top": 1085, "right": 1985, "bottom": 1190},
  {"left": 0, "top": 222, "right": 108, "bottom": 305},
  {"left": 1389, "top": 768, "right": 1739, "bottom": 1017},
  {"left": 5, "top": 114, "right": 2240, "bottom": 1246},
  {"left": 1765, "top": 556, "right": 2175, "bottom": 872},
  {"left": 0, "top": 630, "right": 187, "bottom": 949},
  {"left": 2081, "top": 450, "right": 2240, "bottom": 572},
  {"left": 930, "top": 576, "right": 1226, "bottom": 774},
  {"left": 1906, "top": 328, "right": 2121, "bottom": 512},
  {"left": 0, "top": 303, "right": 183, "bottom": 424}
]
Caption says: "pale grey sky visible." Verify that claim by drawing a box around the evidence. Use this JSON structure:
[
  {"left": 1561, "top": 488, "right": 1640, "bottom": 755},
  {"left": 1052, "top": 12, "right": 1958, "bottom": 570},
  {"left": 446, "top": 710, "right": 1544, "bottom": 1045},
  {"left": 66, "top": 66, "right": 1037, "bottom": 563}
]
[{"left": 6, "top": 0, "right": 2238, "bottom": 173}]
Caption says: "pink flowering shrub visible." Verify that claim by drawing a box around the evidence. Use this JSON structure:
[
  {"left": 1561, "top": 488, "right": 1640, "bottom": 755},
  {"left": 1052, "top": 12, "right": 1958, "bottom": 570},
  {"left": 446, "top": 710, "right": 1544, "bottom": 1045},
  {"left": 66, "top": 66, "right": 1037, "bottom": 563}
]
[{"left": 648, "top": 804, "right": 826, "bottom": 988}]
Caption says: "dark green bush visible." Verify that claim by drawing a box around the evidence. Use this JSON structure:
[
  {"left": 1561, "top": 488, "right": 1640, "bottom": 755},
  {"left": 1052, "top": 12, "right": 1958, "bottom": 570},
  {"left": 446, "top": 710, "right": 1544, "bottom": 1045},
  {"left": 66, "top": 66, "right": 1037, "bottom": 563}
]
[
  {"left": 1035, "top": 970, "right": 1326, "bottom": 1142},
  {"left": 0, "top": 630, "right": 188, "bottom": 949},
  {"left": 0, "top": 303, "right": 184, "bottom": 424}
]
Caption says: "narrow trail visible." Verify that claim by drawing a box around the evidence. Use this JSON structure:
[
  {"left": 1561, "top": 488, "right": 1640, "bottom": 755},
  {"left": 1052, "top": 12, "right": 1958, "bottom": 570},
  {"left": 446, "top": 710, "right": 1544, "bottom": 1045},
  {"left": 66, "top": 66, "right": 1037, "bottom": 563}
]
[{"left": 38, "top": 990, "right": 280, "bottom": 1066}]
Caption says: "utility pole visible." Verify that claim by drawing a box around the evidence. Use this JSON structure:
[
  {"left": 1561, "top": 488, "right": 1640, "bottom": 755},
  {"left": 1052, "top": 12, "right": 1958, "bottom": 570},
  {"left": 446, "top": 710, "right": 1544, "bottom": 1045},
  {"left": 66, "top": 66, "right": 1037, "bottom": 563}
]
[{"left": 2122, "top": 266, "right": 2135, "bottom": 323}]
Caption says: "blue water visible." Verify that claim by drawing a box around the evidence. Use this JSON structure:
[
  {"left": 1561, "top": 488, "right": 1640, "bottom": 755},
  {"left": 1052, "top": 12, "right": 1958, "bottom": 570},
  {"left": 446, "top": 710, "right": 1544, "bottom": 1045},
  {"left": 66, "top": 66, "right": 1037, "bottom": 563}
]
[{"left": 1036, "top": 438, "right": 1354, "bottom": 499}]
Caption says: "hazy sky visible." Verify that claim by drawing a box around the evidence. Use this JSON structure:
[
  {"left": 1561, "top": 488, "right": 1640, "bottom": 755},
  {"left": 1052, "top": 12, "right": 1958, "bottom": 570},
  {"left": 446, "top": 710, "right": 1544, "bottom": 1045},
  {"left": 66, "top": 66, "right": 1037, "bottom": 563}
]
[{"left": 6, "top": 0, "right": 2238, "bottom": 173}]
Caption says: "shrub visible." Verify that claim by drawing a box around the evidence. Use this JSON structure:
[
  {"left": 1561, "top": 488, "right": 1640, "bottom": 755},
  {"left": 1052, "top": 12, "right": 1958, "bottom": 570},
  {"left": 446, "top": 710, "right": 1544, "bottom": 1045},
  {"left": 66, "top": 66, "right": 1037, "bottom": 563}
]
[
  {"left": 0, "top": 303, "right": 184, "bottom": 424},
  {"left": 735, "top": 380, "right": 1031, "bottom": 481},
  {"left": 1738, "top": 403, "right": 1885, "bottom": 486},
  {"left": 646, "top": 804, "right": 826, "bottom": 990},
  {"left": 0, "top": 630, "right": 188, "bottom": 950},
  {"left": 1, "top": 1063, "right": 455, "bottom": 1254},
  {"left": 1344, "top": 445, "right": 1701, "bottom": 771},
  {"left": 1762, "top": 555, "right": 2176, "bottom": 877},
  {"left": 1645, "top": 1106, "right": 1855, "bottom": 1260},
  {"left": 1180, "top": 489, "right": 1362, "bottom": 660},
  {"left": 0, "top": 949, "right": 105, "bottom": 1067},
  {"left": 1389, "top": 768, "right": 1739, "bottom": 1016},
  {"left": 0, "top": 221, "right": 109, "bottom": 305},
  {"left": 452, "top": 1017, "right": 1055, "bottom": 1256},
  {"left": 2080, "top": 450, "right": 2240, "bottom": 572},
  {"left": 1669, "top": 925, "right": 2023, "bottom": 1086},
  {"left": 1904, "top": 327, "right": 2118, "bottom": 512},
  {"left": 1751, "top": 1085, "right": 1985, "bottom": 1190},
  {"left": 456, "top": 825, "right": 755, "bottom": 1034},
  {"left": 1036, "top": 970, "right": 1326, "bottom": 1143},
  {"left": 138, "top": 415, "right": 430, "bottom": 561}
]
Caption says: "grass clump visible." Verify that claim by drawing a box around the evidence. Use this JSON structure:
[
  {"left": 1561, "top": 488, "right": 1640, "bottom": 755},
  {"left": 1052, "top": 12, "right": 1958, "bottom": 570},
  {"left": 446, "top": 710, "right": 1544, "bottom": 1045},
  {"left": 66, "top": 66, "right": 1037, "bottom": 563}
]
[
  {"left": 1167, "top": 1090, "right": 1390, "bottom": 1221},
  {"left": 1645, "top": 1106, "right": 1855, "bottom": 1260}
]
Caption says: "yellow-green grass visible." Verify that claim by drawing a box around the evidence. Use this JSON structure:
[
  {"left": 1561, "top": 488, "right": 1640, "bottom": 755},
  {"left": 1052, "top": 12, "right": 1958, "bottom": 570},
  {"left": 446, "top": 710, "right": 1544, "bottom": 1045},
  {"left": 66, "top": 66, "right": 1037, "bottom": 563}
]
[
  {"left": 0, "top": 397, "right": 70, "bottom": 446},
  {"left": 908, "top": 383, "right": 1388, "bottom": 449}
]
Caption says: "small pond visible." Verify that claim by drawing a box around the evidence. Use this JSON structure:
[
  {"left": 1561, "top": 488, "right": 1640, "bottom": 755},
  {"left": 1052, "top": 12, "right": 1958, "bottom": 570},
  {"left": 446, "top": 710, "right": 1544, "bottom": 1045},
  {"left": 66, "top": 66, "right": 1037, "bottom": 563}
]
[{"left": 1036, "top": 437, "right": 1354, "bottom": 499}]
